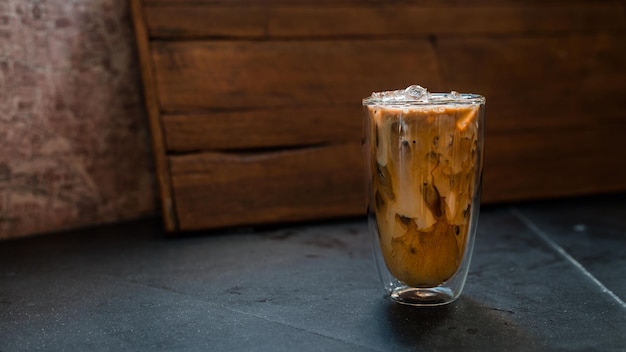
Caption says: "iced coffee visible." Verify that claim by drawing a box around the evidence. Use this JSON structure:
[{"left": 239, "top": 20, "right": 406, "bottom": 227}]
[{"left": 363, "top": 86, "right": 484, "bottom": 303}]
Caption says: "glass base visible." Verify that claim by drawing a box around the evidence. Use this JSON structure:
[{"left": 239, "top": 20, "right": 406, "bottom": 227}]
[{"left": 389, "top": 286, "right": 457, "bottom": 306}]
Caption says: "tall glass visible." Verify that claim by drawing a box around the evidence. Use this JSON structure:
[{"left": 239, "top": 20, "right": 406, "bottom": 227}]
[{"left": 362, "top": 86, "right": 485, "bottom": 306}]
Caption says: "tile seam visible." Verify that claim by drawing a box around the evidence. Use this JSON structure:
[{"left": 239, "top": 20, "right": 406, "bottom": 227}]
[
  {"left": 218, "top": 304, "right": 385, "bottom": 352},
  {"left": 510, "top": 207, "right": 626, "bottom": 310},
  {"left": 122, "top": 278, "right": 384, "bottom": 351}
]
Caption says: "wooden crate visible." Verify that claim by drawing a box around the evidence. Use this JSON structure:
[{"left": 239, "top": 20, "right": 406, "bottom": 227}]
[{"left": 130, "top": 0, "right": 626, "bottom": 232}]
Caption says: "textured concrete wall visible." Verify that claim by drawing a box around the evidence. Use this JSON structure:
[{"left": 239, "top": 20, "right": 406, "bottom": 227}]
[{"left": 0, "top": 0, "right": 158, "bottom": 239}]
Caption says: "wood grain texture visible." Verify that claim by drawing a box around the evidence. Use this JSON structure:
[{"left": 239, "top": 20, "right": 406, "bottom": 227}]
[
  {"left": 437, "top": 34, "right": 626, "bottom": 132},
  {"left": 436, "top": 34, "right": 626, "bottom": 201},
  {"left": 151, "top": 40, "right": 442, "bottom": 112},
  {"left": 130, "top": 0, "right": 626, "bottom": 232},
  {"left": 144, "top": 0, "right": 623, "bottom": 6},
  {"left": 162, "top": 107, "right": 362, "bottom": 152},
  {"left": 169, "top": 143, "right": 365, "bottom": 230},
  {"left": 145, "top": 3, "right": 625, "bottom": 39},
  {"left": 130, "top": 0, "right": 177, "bottom": 230},
  {"left": 484, "top": 123, "right": 626, "bottom": 202}
]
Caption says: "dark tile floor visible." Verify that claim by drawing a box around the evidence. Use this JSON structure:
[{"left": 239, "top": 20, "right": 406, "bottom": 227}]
[{"left": 1, "top": 194, "right": 625, "bottom": 351}]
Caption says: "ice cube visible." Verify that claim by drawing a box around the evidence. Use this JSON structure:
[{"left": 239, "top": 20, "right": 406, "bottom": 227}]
[
  {"left": 371, "top": 85, "right": 430, "bottom": 102},
  {"left": 405, "top": 85, "right": 429, "bottom": 101}
]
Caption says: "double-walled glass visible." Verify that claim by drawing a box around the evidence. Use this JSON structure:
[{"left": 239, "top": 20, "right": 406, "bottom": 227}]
[{"left": 362, "top": 92, "right": 485, "bottom": 306}]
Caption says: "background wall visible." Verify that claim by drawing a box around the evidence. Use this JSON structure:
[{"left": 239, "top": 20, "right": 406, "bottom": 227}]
[{"left": 0, "top": 0, "right": 157, "bottom": 239}]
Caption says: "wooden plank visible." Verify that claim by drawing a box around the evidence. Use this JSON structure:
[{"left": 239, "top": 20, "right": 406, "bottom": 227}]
[
  {"left": 144, "top": 0, "right": 622, "bottom": 7},
  {"left": 169, "top": 143, "right": 366, "bottom": 230},
  {"left": 436, "top": 34, "right": 626, "bottom": 132},
  {"left": 151, "top": 40, "right": 442, "bottom": 112},
  {"left": 132, "top": 0, "right": 626, "bottom": 232},
  {"left": 438, "top": 34, "right": 626, "bottom": 202},
  {"left": 162, "top": 106, "right": 362, "bottom": 152},
  {"left": 169, "top": 122, "right": 626, "bottom": 229},
  {"left": 483, "top": 123, "right": 626, "bottom": 203},
  {"left": 145, "top": 4, "right": 625, "bottom": 39},
  {"left": 129, "top": 0, "right": 178, "bottom": 231}
]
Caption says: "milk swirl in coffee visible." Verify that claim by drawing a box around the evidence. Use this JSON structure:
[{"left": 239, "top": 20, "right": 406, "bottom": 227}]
[{"left": 364, "top": 86, "right": 481, "bottom": 287}]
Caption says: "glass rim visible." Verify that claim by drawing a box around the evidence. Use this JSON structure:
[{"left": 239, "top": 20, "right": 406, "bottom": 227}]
[{"left": 362, "top": 93, "right": 485, "bottom": 106}]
